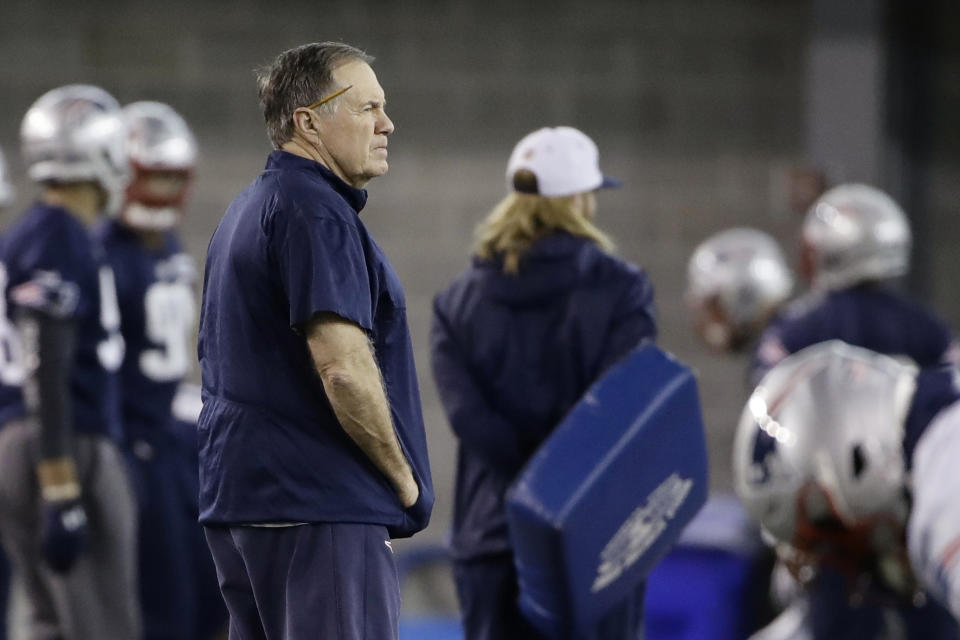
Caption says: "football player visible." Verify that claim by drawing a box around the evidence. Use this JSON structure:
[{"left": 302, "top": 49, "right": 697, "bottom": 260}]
[
  {"left": 0, "top": 144, "right": 14, "bottom": 640},
  {"left": 749, "top": 184, "right": 959, "bottom": 385},
  {"left": 93, "top": 101, "right": 224, "bottom": 640},
  {"left": 686, "top": 227, "right": 794, "bottom": 353},
  {"left": 735, "top": 341, "right": 960, "bottom": 638},
  {"left": 0, "top": 85, "right": 139, "bottom": 639}
]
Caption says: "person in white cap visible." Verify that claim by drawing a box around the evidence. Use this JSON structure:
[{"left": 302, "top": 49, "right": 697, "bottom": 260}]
[{"left": 430, "top": 126, "right": 657, "bottom": 640}]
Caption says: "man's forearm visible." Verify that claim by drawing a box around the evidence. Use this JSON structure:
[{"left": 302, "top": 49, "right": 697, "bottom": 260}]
[
  {"left": 319, "top": 350, "right": 418, "bottom": 506},
  {"left": 306, "top": 314, "right": 419, "bottom": 507}
]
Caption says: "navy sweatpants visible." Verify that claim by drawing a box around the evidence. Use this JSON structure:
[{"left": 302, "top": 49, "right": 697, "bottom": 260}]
[{"left": 205, "top": 523, "right": 400, "bottom": 640}]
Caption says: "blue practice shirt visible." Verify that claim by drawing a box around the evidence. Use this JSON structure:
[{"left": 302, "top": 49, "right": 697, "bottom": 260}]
[
  {"left": 94, "top": 220, "right": 196, "bottom": 444},
  {"left": 0, "top": 203, "right": 122, "bottom": 440},
  {"left": 750, "top": 284, "right": 958, "bottom": 386},
  {"left": 431, "top": 232, "right": 657, "bottom": 560},
  {"left": 197, "top": 151, "right": 433, "bottom": 537}
]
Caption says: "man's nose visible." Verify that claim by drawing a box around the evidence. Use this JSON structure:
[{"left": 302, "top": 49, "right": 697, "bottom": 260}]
[{"left": 379, "top": 111, "right": 395, "bottom": 136}]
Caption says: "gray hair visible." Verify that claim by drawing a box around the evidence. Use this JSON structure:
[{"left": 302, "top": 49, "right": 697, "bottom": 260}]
[{"left": 256, "top": 42, "right": 373, "bottom": 149}]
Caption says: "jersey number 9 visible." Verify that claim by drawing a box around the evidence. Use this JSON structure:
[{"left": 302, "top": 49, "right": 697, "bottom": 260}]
[{"left": 140, "top": 281, "right": 195, "bottom": 382}]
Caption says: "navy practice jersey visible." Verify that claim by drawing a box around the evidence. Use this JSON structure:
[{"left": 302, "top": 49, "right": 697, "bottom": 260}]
[
  {"left": 431, "top": 232, "right": 657, "bottom": 560},
  {"left": 94, "top": 220, "right": 195, "bottom": 442},
  {"left": 0, "top": 203, "right": 123, "bottom": 439},
  {"left": 198, "top": 151, "right": 433, "bottom": 537},
  {"left": 750, "top": 284, "right": 958, "bottom": 386}
]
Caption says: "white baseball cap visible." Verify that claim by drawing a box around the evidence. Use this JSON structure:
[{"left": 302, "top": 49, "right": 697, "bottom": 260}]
[{"left": 505, "top": 126, "right": 620, "bottom": 198}]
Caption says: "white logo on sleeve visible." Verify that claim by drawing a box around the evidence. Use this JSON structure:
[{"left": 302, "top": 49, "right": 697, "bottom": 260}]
[
  {"left": 591, "top": 473, "right": 693, "bottom": 593},
  {"left": 384, "top": 540, "right": 393, "bottom": 553}
]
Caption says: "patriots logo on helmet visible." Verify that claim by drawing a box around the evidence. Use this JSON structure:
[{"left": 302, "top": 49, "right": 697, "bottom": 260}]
[{"left": 748, "top": 422, "right": 780, "bottom": 485}]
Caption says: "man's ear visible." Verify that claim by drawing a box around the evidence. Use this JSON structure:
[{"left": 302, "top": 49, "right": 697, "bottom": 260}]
[{"left": 292, "top": 109, "right": 320, "bottom": 139}]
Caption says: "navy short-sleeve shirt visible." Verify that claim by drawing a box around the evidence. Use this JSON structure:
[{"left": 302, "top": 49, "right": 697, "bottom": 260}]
[{"left": 197, "top": 151, "right": 433, "bottom": 537}]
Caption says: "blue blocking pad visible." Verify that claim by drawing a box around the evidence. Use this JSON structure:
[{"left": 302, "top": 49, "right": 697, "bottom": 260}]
[{"left": 506, "top": 343, "right": 709, "bottom": 638}]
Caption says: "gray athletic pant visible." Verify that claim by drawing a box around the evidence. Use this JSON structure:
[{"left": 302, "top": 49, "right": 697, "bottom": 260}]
[{"left": 0, "top": 419, "right": 140, "bottom": 640}]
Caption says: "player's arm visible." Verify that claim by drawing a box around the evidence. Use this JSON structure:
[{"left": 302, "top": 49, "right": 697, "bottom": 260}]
[
  {"left": 11, "top": 275, "right": 88, "bottom": 573},
  {"left": 907, "top": 401, "right": 960, "bottom": 622},
  {"left": 429, "top": 301, "right": 526, "bottom": 472},
  {"left": 305, "top": 312, "right": 418, "bottom": 508}
]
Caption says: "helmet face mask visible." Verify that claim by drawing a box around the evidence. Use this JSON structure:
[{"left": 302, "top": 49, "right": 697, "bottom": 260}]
[
  {"left": 120, "top": 101, "right": 197, "bottom": 231},
  {"left": 689, "top": 293, "right": 738, "bottom": 351},
  {"left": 686, "top": 228, "right": 793, "bottom": 352},
  {"left": 734, "top": 341, "right": 918, "bottom": 603},
  {"left": 20, "top": 84, "right": 130, "bottom": 216},
  {"left": 779, "top": 483, "right": 918, "bottom": 604},
  {"left": 802, "top": 184, "right": 912, "bottom": 291}
]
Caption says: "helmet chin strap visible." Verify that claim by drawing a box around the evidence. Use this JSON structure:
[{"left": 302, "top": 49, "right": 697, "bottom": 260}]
[{"left": 785, "top": 483, "right": 920, "bottom": 606}]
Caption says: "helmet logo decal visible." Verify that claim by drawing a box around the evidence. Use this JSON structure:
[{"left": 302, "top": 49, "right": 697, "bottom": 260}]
[{"left": 749, "top": 422, "right": 780, "bottom": 485}]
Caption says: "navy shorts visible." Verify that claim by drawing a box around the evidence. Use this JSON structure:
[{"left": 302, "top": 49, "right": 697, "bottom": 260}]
[{"left": 205, "top": 522, "right": 400, "bottom": 640}]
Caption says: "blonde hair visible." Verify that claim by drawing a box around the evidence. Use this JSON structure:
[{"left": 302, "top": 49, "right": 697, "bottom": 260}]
[{"left": 473, "top": 190, "right": 615, "bottom": 274}]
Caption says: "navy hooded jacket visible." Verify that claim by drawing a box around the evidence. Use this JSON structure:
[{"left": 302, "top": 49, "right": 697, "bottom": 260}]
[{"left": 430, "top": 232, "right": 657, "bottom": 560}]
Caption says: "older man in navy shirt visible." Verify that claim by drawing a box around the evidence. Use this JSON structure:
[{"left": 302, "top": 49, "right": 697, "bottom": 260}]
[{"left": 198, "top": 42, "right": 433, "bottom": 640}]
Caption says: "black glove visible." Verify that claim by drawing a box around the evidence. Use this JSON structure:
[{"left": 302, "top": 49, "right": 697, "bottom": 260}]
[{"left": 40, "top": 498, "right": 89, "bottom": 573}]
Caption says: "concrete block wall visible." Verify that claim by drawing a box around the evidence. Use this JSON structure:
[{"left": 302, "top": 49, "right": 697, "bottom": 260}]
[{"left": 4, "top": 0, "right": 956, "bottom": 547}]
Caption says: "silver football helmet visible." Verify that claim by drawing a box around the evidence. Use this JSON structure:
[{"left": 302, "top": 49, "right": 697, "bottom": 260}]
[
  {"left": 121, "top": 101, "right": 198, "bottom": 231},
  {"left": 0, "top": 146, "right": 13, "bottom": 207},
  {"left": 734, "top": 341, "right": 918, "bottom": 597},
  {"left": 801, "top": 184, "right": 911, "bottom": 291},
  {"left": 20, "top": 84, "right": 130, "bottom": 215},
  {"left": 686, "top": 228, "right": 794, "bottom": 352}
]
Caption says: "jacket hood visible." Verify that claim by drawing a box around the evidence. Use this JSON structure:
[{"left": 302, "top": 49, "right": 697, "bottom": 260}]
[{"left": 472, "top": 233, "right": 593, "bottom": 307}]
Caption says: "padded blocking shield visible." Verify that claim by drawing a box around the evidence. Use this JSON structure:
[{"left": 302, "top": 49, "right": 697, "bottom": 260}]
[{"left": 506, "top": 343, "right": 709, "bottom": 638}]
